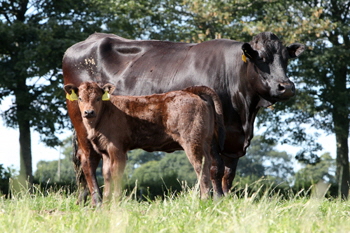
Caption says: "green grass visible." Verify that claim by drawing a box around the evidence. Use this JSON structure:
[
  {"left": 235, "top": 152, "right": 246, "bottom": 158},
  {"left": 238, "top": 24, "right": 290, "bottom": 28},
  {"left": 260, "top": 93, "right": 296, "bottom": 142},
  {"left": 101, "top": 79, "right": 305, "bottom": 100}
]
[{"left": 1, "top": 183, "right": 350, "bottom": 233}]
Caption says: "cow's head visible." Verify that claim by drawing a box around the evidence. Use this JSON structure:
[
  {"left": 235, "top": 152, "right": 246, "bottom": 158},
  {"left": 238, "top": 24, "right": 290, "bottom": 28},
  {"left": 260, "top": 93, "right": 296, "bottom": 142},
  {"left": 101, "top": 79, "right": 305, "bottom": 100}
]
[
  {"left": 241, "top": 32, "right": 305, "bottom": 105},
  {"left": 64, "top": 82, "right": 115, "bottom": 126}
]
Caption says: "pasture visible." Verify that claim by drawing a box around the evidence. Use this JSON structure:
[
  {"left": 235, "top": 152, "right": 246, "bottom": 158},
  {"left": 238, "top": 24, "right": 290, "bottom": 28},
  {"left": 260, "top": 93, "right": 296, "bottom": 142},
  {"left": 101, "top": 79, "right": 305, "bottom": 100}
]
[{"left": 1, "top": 182, "right": 350, "bottom": 233}]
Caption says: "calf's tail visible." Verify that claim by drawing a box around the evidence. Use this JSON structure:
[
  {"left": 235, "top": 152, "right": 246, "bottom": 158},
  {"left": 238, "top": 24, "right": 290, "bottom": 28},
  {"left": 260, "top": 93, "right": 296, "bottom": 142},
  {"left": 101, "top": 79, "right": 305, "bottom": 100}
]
[{"left": 183, "top": 86, "right": 226, "bottom": 151}]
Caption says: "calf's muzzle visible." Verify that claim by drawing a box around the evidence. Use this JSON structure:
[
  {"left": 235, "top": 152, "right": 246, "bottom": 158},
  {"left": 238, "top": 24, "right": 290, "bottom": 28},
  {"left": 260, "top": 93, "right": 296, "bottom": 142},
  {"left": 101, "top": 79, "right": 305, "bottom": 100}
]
[{"left": 84, "top": 110, "right": 96, "bottom": 118}]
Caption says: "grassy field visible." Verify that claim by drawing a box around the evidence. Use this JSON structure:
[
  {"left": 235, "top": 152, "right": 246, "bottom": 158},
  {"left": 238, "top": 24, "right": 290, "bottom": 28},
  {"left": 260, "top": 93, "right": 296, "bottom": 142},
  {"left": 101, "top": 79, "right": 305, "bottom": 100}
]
[{"left": 1, "top": 183, "right": 350, "bottom": 233}]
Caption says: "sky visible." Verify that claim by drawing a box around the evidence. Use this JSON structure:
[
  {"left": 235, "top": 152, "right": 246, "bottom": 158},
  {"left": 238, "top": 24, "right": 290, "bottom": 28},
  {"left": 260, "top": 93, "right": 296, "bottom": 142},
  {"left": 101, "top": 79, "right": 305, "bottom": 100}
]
[
  {"left": 0, "top": 120, "right": 71, "bottom": 173},
  {"left": 0, "top": 97, "right": 71, "bottom": 173}
]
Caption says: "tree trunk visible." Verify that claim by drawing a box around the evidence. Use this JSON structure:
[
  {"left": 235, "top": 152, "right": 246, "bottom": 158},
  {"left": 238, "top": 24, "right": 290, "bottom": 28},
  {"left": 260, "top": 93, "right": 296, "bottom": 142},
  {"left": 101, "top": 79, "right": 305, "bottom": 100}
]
[
  {"left": 15, "top": 77, "right": 33, "bottom": 186},
  {"left": 18, "top": 119, "right": 33, "bottom": 185},
  {"left": 333, "top": 111, "right": 349, "bottom": 200},
  {"left": 332, "top": 64, "right": 350, "bottom": 199}
]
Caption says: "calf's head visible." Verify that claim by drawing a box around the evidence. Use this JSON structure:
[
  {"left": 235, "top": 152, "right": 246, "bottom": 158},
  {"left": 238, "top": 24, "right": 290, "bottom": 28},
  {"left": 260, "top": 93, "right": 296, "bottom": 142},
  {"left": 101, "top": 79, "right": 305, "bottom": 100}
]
[
  {"left": 64, "top": 82, "right": 116, "bottom": 125},
  {"left": 241, "top": 32, "right": 305, "bottom": 105}
]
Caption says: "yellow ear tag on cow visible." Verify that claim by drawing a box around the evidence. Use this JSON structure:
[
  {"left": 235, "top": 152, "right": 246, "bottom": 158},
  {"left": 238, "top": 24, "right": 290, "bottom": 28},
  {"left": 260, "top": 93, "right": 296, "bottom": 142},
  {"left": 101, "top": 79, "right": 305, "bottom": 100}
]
[
  {"left": 242, "top": 53, "right": 247, "bottom": 63},
  {"left": 66, "top": 89, "right": 78, "bottom": 101},
  {"left": 102, "top": 91, "right": 110, "bottom": 101}
]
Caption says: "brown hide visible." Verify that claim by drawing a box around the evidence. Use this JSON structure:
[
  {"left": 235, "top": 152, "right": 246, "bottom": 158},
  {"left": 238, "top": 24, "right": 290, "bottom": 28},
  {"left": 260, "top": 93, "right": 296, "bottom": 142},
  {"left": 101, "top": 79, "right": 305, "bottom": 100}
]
[{"left": 64, "top": 82, "right": 225, "bottom": 203}]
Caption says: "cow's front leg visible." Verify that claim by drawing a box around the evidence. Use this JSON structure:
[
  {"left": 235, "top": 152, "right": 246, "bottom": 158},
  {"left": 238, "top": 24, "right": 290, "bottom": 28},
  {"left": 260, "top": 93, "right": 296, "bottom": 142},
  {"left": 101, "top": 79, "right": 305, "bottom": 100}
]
[
  {"left": 221, "top": 156, "right": 240, "bottom": 194},
  {"left": 102, "top": 153, "right": 112, "bottom": 202}
]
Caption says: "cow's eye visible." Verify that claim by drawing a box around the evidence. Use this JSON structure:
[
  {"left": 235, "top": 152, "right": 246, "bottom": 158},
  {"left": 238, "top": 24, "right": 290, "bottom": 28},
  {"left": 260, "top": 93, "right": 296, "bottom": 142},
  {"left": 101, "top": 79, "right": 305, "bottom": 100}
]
[
  {"left": 78, "top": 97, "right": 82, "bottom": 102},
  {"left": 257, "top": 57, "right": 266, "bottom": 63}
]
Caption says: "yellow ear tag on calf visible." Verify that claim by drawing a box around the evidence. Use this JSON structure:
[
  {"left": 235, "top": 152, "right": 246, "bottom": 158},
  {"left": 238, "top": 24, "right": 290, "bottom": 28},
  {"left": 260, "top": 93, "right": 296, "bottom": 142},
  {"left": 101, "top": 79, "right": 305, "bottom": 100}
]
[
  {"left": 242, "top": 53, "right": 247, "bottom": 63},
  {"left": 102, "top": 91, "right": 110, "bottom": 101},
  {"left": 66, "top": 89, "right": 78, "bottom": 101}
]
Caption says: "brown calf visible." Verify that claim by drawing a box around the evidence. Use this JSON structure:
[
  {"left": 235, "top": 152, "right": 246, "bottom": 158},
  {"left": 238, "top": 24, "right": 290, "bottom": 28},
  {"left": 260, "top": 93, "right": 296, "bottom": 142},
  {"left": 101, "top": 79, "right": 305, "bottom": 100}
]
[{"left": 64, "top": 82, "right": 225, "bottom": 204}]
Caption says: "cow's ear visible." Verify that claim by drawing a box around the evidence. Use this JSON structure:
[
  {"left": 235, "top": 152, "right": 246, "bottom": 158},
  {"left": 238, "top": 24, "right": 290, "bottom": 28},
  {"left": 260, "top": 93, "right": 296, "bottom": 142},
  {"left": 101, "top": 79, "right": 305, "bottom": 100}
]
[
  {"left": 101, "top": 83, "right": 115, "bottom": 101},
  {"left": 241, "top": 43, "right": 259, "bottom": 63},
  {"left": 287, "top": 43, "right": 305, "bottom": 58},
  {"left": 64, "top": 84, "right": 78, "bottom": 101}
]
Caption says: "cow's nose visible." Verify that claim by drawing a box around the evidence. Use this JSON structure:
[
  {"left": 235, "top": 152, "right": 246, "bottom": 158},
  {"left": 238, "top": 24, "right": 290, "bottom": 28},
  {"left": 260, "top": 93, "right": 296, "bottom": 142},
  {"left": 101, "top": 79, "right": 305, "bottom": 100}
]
[
  {"left": 277, "top": 82, "right": 295, "bottom": 97},
  {"left": 84, "top": 110, "right": 95, "bottom": 118}
]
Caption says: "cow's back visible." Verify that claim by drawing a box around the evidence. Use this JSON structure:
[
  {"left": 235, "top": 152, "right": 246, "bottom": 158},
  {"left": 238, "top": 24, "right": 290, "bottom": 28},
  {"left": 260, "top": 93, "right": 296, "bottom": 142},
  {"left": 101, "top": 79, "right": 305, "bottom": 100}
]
[{"left": 63, "top": 33, "right": 239, "bottom": 98}]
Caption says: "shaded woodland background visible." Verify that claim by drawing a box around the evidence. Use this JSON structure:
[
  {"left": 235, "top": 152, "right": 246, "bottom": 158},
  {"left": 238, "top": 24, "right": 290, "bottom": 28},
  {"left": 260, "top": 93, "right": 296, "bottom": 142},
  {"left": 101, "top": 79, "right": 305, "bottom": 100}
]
[{"left": 0, "top": 0, "right": 349, "bottom": 198}]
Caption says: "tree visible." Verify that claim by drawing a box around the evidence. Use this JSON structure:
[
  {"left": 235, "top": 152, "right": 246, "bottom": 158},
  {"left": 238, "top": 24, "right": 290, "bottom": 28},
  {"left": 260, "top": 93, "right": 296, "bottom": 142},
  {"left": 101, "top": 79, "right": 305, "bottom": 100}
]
[
  {"left": 103, "top": 0, "right": 258, "bottom": 42},
  {"left": 34, "top": 137, "right": 76, "bottom": 183},
  {"left": 33, "top": 135, "right": 105, "bottom": 191},
  {"left": 294, "top": 153, "right": 336, "bottom": 191},
  {"left": 124, "top": 150, "right": 196, "bottom": 199},
  {"left": 237, "top": 136, "right": 295, "bottom": 185},
  {"left": 0, "top": 164, "right": 16, "bottom": 196},
  {"left": 0, "top": 0, "right": 108, "bottom": 185}
]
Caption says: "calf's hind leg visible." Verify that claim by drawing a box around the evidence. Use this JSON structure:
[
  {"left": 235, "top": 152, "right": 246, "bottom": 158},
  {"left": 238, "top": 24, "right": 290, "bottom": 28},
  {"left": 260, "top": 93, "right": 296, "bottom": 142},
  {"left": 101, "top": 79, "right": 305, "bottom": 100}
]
[
  {"left": 209, "top": 142, "right": 224, "bottom": 199},
  {"left": 182, "top": 143, "right": 212, "bottom": 199}
]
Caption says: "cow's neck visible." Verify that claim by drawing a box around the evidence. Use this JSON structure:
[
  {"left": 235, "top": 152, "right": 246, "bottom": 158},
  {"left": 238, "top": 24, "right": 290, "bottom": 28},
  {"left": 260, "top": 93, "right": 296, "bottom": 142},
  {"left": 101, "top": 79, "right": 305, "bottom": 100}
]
[
  {"left": 235, "top": 91, "right": 261, "bottom": 153},
  {"left": 230, "top": 65, "right": 268, "bottom": 154}
]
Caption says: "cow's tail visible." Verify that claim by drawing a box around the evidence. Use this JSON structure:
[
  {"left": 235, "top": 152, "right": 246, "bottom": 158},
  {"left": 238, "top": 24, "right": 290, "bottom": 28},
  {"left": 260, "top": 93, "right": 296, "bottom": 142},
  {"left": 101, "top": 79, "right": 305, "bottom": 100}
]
[{"left": 183, "top": 86, "right": 226, "bottom": 151}]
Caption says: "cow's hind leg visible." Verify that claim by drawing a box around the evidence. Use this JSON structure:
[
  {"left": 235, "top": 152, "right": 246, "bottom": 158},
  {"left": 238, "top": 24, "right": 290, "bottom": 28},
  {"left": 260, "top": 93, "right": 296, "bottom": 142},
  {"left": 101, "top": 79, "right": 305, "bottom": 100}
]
[{"left": 222, "top": 156, "right": 240, "bottom": 194}]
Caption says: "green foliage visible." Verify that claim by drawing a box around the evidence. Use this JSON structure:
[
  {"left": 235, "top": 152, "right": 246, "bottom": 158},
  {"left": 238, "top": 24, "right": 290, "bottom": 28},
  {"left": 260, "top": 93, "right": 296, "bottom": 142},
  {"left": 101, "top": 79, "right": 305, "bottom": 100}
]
[
  {"left": 0, "top": 0, "right": 108, "bottom": 146},
  {"left": 124, "top": 150, "right": 196, "bottom": 199},
  {"left": 237, "top": 136, "right": 295, "bottom": 185},
  {"left": 124, "top": 137, "right": 298, "bottom": 199},
  {"left": 41, "top": 135, "right": 337, "bottom": 198},
  {"left": 34, "top": 136, "right": 75, "bottom": 184},
  {"left": 0, "top": 0, "right": 114, "bottom": 183},
  {"left": 294, "top": 153, "right": 336, "bottom": 190},
  {"left": 0, "top": 164, "right": 16, "bottom": 196}
]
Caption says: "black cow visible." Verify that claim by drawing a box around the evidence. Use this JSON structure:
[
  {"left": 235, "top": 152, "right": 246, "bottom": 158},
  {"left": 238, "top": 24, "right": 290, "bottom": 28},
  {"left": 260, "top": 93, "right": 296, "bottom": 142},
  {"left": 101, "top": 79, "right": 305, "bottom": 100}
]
[{"left": 63, "top": 32, "right": 305, "bottom": 205}]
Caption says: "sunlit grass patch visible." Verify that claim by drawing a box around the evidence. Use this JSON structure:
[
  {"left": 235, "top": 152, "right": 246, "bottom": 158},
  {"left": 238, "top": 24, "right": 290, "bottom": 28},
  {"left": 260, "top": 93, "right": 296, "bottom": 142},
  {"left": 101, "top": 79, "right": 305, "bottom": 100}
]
[{"left": 1, "top": 181, "right": 350, "bottom": 233}]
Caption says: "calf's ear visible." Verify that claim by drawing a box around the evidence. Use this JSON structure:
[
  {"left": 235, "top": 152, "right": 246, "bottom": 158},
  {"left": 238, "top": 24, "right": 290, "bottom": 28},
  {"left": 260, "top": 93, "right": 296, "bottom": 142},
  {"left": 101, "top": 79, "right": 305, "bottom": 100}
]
[
  {"left": 101, "top": 83, "right": 116, "bottom": 101},
  {"left": 241, "top": 43, "right": 259, "bottom": 62},
  {"left": 287, "top": 43, "right": 305, "bottom": 58},
  {"left": 64, "top": 84, "right": 78, "bottom": 101}
]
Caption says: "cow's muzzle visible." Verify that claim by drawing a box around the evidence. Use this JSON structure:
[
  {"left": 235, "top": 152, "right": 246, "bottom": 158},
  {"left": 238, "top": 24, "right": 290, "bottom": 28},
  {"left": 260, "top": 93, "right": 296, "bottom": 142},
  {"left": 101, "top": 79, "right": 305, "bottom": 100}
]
[
  {"left": 277, "top": 82, "right": 295, "bottom": 98},
  {"left": 84, "top": 110, "right": 96, "bottom": 118}
]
